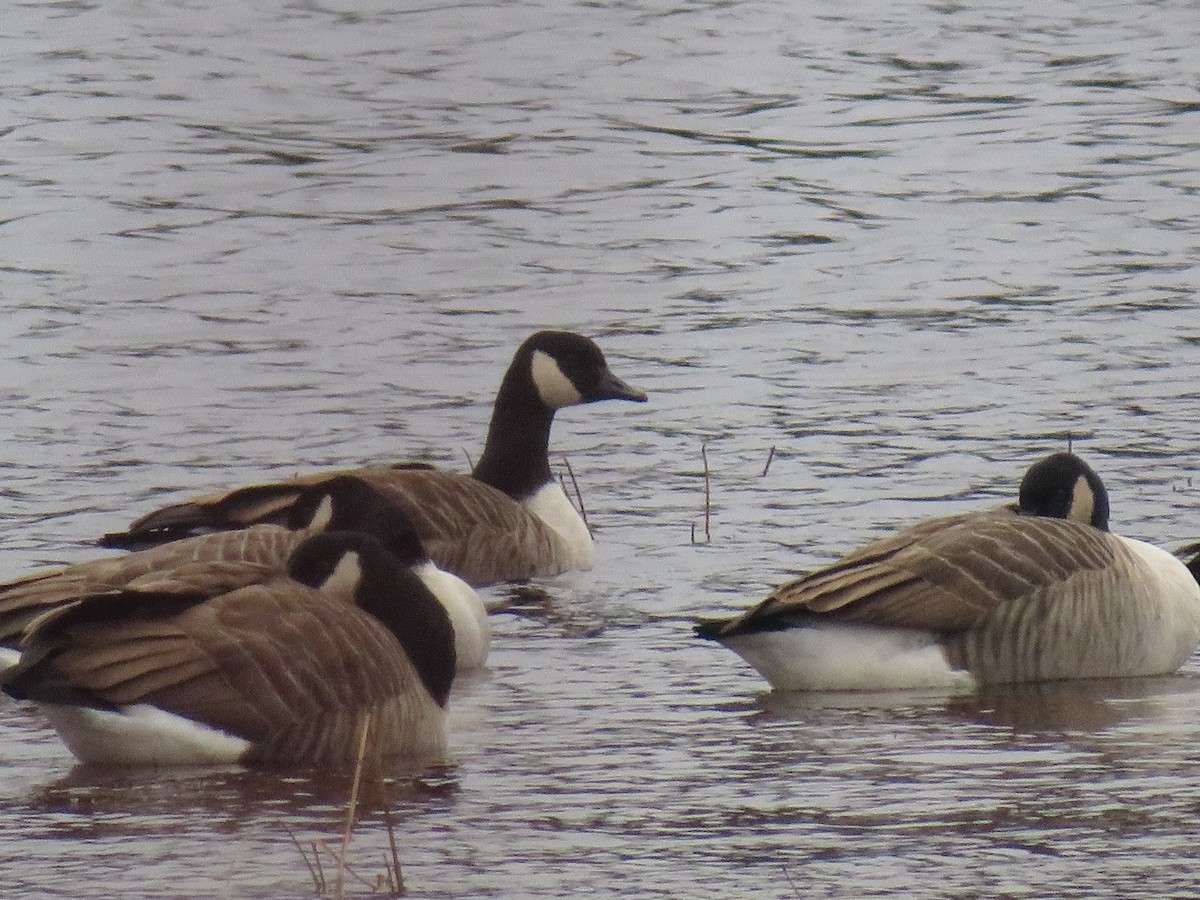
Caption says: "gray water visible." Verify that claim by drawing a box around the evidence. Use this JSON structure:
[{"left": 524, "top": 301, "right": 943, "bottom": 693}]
[{"left": 3, "top": 0, "right": 1200, "bottom": 896}]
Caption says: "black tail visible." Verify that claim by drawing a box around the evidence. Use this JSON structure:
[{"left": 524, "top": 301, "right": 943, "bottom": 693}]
[{"left": 694, "top": 617, "right": 733, "bottom": 641}]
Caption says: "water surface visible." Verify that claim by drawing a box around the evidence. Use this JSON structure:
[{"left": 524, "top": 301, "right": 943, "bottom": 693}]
[{"left": 3, "top": 0, "right": 1200, "bottom": 896}]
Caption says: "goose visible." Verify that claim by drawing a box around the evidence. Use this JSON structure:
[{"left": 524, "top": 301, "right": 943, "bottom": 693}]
[
  {"left": 696, "top": 452, "right": 1200, "bottom": 691},
  {"left": 1, "top": 530, "right": 457, "bottom": 767},
  {"left": 98, "top": 330, "right": 647, "bottom": 587},
  {"left": 0, "top": 476, "right": 490, "bottom": 673}
]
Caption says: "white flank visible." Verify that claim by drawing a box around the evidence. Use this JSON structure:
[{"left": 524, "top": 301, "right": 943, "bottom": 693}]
[
  {"left": 525, "top": 483, "right": 595, "bottom": 572},
  {"left": 530, "top": 349, "right": 583, "bottom": 409},
  {"left": 1115, "top": 535, "right": 1200, "bottom": 675},
  {"left": 416, "top": 561, "right": 491, "bottom": 671},
  {"left": 39, "top": 703, "right": 251, "bottom": 766},
  {"left": 721, "top": 622, "right": 977, "bottom": 693}
]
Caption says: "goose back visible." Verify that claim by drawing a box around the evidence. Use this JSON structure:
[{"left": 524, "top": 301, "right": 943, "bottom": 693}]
[
  {"left": 3, "top": 533, "right": 456, "bottom": 766},
  {"left": 96, "top": 331, "right": 646, "bottom": 587},
  {"left": 100, "top": 466, "right": 590, "bottom": 587},
  {"left": 699, "top": 452, "right": 1200, "bottom": 689}
]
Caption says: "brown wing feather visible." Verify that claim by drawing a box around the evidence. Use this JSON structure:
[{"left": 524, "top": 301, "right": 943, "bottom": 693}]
[
  {"left": 723, "top": 512, "right": 1122, "bottom": 636},
  {"left": 22, "top": 580, "right": 439, "bottom": 763},
  {"left": 102, "top": 465, "right": 564, "bottom": 586},
  {"left": 354, "top": 469, "right": 560, "bottom": 584},
  {"left": 0, "top": 527, "right": 305, "bottom": 646},
  {"left": 109, "top": 464, "right": 433, "bottom": 540}
]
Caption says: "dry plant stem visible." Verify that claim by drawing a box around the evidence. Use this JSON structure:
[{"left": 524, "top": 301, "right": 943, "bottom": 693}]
[
  {"left": 315, "top": 842, "right": 381, "bottom": 893},
  {"left": 335, "top": 715, "right": 374, "bottom": 900},
  {"left": 286, "top": 826, "right": 326, "bottom": 895},
  {"left": 761, "top": 445, "right": 776, "bottom": 477},
  {"left": 382, "top": 800, "right": 406, "bottom": 894},
  {"left": 702, "top": 444, "right": 711, "bottom": 542},
  {"left": 462, "top": 448, "right": 475, "bottom": 470},
  {"left": 782, "top": 864, "right": 801, "bottom": 897},
  {"left": 560, "top": 455, "right": 590, "bottom": 533}
]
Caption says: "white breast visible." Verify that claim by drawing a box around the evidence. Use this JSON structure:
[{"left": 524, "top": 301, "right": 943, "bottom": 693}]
[
  {"left": 524, "top": 483, "right": 595, "bottom": 572},
  {"left": 1114, "top": 535, "right": 1200, "bottom": 673},
  {"left": 415, "top": 561, "right": 491, "bottom": 671}
]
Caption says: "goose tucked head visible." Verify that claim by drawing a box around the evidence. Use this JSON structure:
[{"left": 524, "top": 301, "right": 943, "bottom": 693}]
[
  {"left": 286, "top": 531, "right": 457, "bottom": 706},
  {"left": 1017, "top": 451, "right": 1110, "bottom": 531},
  {"left": 521, "top": 331, "right": 648, "bottom": 411},
  {"left": 287, "top": 476, "right": 428, "bottom": 566},
  {"left": 287, "top": 531, "right": 370, "bottom": 600}
]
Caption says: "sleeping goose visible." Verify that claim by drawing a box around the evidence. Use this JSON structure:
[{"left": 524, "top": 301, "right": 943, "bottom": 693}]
[
  {"left": 0, "top": 475, "right": 489, "bottom": 673},
  {"left": 1, "top": 530, "right": 457, "bottom": 767},
  {"left": 696, "top": 452, "right": 1200, "bottom": 691},
  {"left": 97, "top": 331, "right": 647, "bottom": 587}
]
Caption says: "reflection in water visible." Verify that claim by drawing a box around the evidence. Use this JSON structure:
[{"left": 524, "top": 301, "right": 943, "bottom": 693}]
[
  {"left": 4, "top": 0, "right": 1200, "bottom": 896},
  {"left": 949, "top": 676, "right": 1200, "bottom": 734},
  {"left": 25, "top": 759, "right": 461, "bottom": 825}
]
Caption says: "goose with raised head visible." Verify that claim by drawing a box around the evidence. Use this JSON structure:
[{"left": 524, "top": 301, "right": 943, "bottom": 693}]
[
  {"left": 98, "top": 331, "right": 648, "bottom": 587},
  {"left": 2, "top": 531, "right": 457, "bottom": 767},
  {"left": 0, "top": 476, "right": 489, "bottom": 673},
  {"left": 696, "top": 453, "right": 1200, "bottom": 691}
]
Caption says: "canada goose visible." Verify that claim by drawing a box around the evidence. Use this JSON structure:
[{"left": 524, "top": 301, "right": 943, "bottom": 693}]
[
  {"left": 696, "top": 453, "right": 1200, "bottom": 691},
  {"left": 0, "top": 476, "right": 490, "bottom": 673},
  {"left": 98, "top": 331, "right": 648, "bottom": 587},
  {"left": 1, "top": 531, "right": 457, "bottom": 767}
]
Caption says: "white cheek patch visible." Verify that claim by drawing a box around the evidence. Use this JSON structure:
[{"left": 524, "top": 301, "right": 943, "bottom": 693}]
[
  {"left": 304, "top": 495, "right": 335, "bottom": 532},
  {"left": 1070, "top": 475, "right": 1095, "bottom": 526},
  {"left": 318, "top": 551, "right": 363, "bottom": 602},
  {"left": 531, "top": 349, "right": 583, "bottom": 409},
  {"left": 0, "top": 646, "right": 20, "bottom": 671}
]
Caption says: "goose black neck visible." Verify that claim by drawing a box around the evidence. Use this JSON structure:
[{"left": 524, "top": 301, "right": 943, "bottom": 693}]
[
  {"left": 355, "top": 559, "right": 457, "bottom": 708},
  {"left": 471, "top": 370, "right": 556, "bottom": 501}
]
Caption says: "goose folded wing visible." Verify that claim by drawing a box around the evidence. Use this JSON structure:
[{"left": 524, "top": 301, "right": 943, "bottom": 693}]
[
  {"left": 7, "top": 581, "right": 419, "bottom": 747},
  {"left": 97, "top": 465, "right": 423, "bottom": 547},
  {"left": 351, "top": 468, "right": 561, "bottom": 582},
  {"left": 724, "top": 513, "right": 1121, "bottom": 636},
  {"left": 353, "top": 468, "right": 530, "bottom": 538},
  {"left": 0, "top": 539, "right": 297, "bottom": 648}
]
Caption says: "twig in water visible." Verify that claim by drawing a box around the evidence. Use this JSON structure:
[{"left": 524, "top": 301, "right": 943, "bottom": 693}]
[
  {"left": 761, "top": 445, "right": 776, "bottom": 477},
  {"left": 559, "top": 455, "right": 590, "bottom": 535},
  {"left": 335, "top": 714, "right": 374, "bottom": 900},
  {"left": 290, "top": 714, "right": 405, "bottom": 898},
  {"left": 313, "top": 843, "right": 380, "bottom": 893},
  {"left": 462, "top": 448, "right": 474, "bottom": 470},
  {"left": 782, "top": 864, "right": 802, "bottom": 897},
  {"left": 286, "top": 826, "right": 326, "bottom": 895},
  {"left": 382, "top": 798, "right": 406, "bottom": 895},
  {"left": 702, "top": 443, "right": 711, "bottom": 543}
]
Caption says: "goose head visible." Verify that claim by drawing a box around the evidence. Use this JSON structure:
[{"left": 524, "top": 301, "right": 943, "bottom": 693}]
[
  {"left": 289, "top": 480, "right": 490, "bottom": 671},
  {"left": 515, "top": 330, "right": 647, "bottom": 411},
  {"left": 287, "top": 476, "right": 428, "bottom": 562},
  {"left": 1017, "top": 451, "right": 1110, "bottom": 530},
  {"left": 286, "top": 531, "right": 457, "bottom": 706}
]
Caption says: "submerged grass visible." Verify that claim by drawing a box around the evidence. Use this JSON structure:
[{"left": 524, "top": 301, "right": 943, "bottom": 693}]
[{"left": 289, "top": 715, "right": 406, "bottom": 898}]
